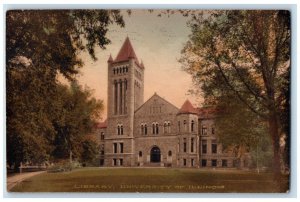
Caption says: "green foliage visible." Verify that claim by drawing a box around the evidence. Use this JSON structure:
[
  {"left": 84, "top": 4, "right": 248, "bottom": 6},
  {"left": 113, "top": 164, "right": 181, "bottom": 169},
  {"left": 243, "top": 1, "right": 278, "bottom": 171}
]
[
  {"left": 52, "top": 82, "right": 103, "bottom": 160},
  {"left": 6, "top": 10, "right": 125, "bottom": 78},
  {"left": 6, "top": 10, "right": 124, "bottom": 169},
  {"left": 81, "top": 139, "right": 99, "bottom": 166},
  {"left": 181, "top": 10, "right": 290, "bottom": 175}
]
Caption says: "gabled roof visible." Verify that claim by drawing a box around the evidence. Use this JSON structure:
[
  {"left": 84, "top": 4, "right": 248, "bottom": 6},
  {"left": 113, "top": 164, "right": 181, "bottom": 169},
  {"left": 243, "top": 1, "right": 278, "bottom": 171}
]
[
  {"left": 134, "top": 92, "right": 179, "bottom": 115},
  {"left": 114, "top": 37, "right": 138, "bottom": 63},
  {"left": 177, "top": 99, "right": 198, "bottom": 115}
]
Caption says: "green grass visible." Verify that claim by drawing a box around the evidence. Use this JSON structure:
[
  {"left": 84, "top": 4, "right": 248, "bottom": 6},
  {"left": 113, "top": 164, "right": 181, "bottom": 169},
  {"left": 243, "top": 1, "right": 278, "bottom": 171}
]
[{"left": 11, "top": 168, "right": 289, "bottom": 193}]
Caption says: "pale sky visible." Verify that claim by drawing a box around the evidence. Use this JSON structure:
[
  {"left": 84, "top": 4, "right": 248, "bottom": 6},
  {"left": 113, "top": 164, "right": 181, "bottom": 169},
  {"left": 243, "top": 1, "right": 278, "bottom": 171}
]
[{"left": 74, "top": 10, "right": 203, "bottom": 120}]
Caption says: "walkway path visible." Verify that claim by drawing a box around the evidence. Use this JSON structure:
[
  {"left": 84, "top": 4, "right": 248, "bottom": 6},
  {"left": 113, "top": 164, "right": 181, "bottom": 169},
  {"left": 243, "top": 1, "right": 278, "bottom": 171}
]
[{"left": 6, "top": 171, "right": 46, "bottom": 191}]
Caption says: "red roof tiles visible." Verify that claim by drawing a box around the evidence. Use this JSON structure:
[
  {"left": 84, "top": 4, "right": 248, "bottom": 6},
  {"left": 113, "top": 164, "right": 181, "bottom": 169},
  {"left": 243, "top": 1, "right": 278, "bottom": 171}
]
[
  {"left": 114, "top": 37, "right": 138, "bottom": 63},
  {"left": 178, "top": 100, "right": 198, "bottom": 115}
]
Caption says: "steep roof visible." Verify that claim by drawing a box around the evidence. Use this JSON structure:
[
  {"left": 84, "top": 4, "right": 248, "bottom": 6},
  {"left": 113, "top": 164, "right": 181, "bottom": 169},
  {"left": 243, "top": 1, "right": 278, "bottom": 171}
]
[
  {"left": 107, "top": 54, "right": 113, "bottom": 63},
  {"left": 177, "top": 99, "right": 198, "bottom": 115},
  {"left": 134, "top": 92, "right": 179, "bottom": 115},
  {"left": 114, "top": 37, "right": 139, "bottom": 63}
]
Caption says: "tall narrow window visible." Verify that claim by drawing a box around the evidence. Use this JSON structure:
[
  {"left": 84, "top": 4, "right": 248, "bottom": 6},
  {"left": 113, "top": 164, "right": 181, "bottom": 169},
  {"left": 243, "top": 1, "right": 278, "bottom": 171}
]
[
  {"left": 144, "top": 124, "right": 147, "bottom": 135},
  {"left": 156, "top": 123, "right": 159, "bottom": 134},
  {"left": 120, "top": 125, "right": 123, "bottom": 135},
  {"left": 178, "top": 121, "right": 181, "bottom": 132},
  {"left": 152, "top": 123, "right": 155, "bottom": 134},
  {"left": 202, "top": 140, "right": 207, "bottom": 154},
  {"left": 164, "top": 122, "right": 167, "bottom": 133},
  {"left": 183, "top": 159, "right": 187, "bottom": 166},
  {"left": 212, "top": 159, "right": 217, "bottom": 167},
  {"left": 191, "top": 120, "right": 195, "bottom": 132},
  {"left": 201, "top": 159, "right": 207, "bottom": 167},
  {"left": 141, "top": 124, "right": 144, "bottom": 135},
  {"left": 113, "top": 159, "right": 117, "bottom": 166},
  {"left": 212, "top": 140, "right": 217, "bottom": 154},
  {"left": 212, "top": 127, "right": 215, "bottom": 135},
  {"left": 191, "top": 159, "right": 194, "bottom": 167},
  {"left": 201, "top": 126, "right": 207, "bottom": 135},
  {"left": 124, "top": 79, "right": 127, "bottom": 114},
  {"left": 117, "top": 126, "right": 120, "bottom": 135},
  {"left": 183, "top": 120, "right": 187, "bottom": 132},
  {"left": 120, "top": 159, "right": 123, "bottom": 166},
  {"left": 114, "top": 81, "right": 118, "bottom": 114},
  {"left": 100, "top": 132, "right": 104, "bottom": 140},
  {"left": 113, "top": 143, "right": 117, "bottom": 153},
  {"left": 139, "top": 151, "right": 142, "bottom": 157},
  {"left": 120, "top": 143, "right": 124, "bottom": 153},
  {"left": 183, "top": 138, "right": 187, "bottom": 153},
  {"left": 191, "top": 138, "right": 194, "bottom": 153},
  {"left": 168, "top": 122, "right": 171, "bottom": 133},
  {"left": 119, "top": 81, "right": 123, "bottom": 114}
]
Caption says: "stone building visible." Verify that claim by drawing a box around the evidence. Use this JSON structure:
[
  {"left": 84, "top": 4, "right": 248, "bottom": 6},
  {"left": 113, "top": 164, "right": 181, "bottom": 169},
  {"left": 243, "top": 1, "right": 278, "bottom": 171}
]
[{"left": 97, "top": 37, "right": 244, "bottom": 168}]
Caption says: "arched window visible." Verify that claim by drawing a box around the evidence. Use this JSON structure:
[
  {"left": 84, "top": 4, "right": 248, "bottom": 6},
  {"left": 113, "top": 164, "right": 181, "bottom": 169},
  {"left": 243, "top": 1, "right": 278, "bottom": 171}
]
[
  {"left": 144, "top": 124, "right": 147, "bottom": 135},
  {"left": 168, "top": 151, "right": 172, "bottom": 156},
  {"left": 152, "top": 123, "right": 155, "bottom": 134},
  {"left": 114, "top": 80, "right": 118, "bottom": 114},
  {"left": 164, "top": 122, "right": 167, "bottom": 133},
  {"left": 139, "top": 151, "right": 142, "bottom": 157},
  {"left": 113, "top": 68, "right": 116, "bottom": 74},
  {"left": 168, "top": 122, "right": 171, "bottom": 133},
  {"left": 191, "top": 120, "right": 195, "bottom": 132},
  {"left": 120, "top": 125, "right": 123, "bottom": 135},
  {"left": 117, "top": 125, "right": 120, "bottom": 135},
  {"left": 141, "top": 124, "right": 144, "bottom": 135},
  {"left": 122, "top": 67, "right": 125, "bottom": 73},
  {"left": 183, "top": 120, "right": 187, "bottom": 132},
  {"left": 156, "top": 123, "right": 159, "bottom": 134},
  {"left": 125, "top": 67, "right": 128, "bottom": 72},
  {"left": 119, "top": 80, "right": 123, "bottom": 114},
  {"left": 191, "top": 138, "right": 194, "bottom": 153}
]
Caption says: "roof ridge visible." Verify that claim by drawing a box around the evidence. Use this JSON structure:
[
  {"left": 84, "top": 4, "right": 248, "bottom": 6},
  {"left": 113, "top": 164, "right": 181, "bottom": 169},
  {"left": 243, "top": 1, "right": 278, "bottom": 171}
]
[
  {"left": 114, "top": 37, "right": 138, "bottom": 63},
  {"left": 177, "top": 99, "right": 198, "bottom": 115}
]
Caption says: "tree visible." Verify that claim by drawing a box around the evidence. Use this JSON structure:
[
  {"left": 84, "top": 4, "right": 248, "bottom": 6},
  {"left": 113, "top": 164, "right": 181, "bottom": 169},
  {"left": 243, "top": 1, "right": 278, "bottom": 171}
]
[
  {"left": 6, "top": 10, "right": 124, "bottom": 170},
  {"left": 214, "top": 90, "right": 270, "bottom": 169},
  {"left": 180, "top": 10, "right": 290, "bottom": 179},
  {"left": 52, "top": 82, "right": 103, "bottom": 161},
  {"left": 81, "top": 139, "right": 98, "bottom": 166}
]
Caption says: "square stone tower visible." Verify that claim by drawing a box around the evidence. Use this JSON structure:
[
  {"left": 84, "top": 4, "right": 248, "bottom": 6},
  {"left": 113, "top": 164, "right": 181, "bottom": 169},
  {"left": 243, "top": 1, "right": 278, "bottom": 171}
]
[{"left": 105, "top": 37, "right": 144, "bottom": 166}]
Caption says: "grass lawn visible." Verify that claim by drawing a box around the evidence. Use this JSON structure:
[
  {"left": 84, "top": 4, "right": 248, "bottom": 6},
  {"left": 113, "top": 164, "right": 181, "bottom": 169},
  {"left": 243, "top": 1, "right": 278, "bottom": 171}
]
[{"left": 10, "top": 167, "right": 289, "bottom": 193}]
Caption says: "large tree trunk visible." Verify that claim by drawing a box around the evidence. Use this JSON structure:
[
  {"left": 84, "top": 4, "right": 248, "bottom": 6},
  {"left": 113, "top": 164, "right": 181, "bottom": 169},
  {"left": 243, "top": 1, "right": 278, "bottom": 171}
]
[{"left": 268, "top": 110, "right": 281, "bottom": 181}]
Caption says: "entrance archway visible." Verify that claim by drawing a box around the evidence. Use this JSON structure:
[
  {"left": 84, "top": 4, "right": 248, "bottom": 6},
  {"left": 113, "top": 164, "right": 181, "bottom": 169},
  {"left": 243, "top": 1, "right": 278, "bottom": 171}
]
[{"left": 150, "top": 146, "right": 161, "bottom": 162}]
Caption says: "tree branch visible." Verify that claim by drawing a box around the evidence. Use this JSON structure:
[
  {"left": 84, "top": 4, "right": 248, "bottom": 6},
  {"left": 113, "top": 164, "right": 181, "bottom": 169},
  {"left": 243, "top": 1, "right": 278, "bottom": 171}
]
[{"left": 214, "top": 59, "right": 268, "bottom": 119}]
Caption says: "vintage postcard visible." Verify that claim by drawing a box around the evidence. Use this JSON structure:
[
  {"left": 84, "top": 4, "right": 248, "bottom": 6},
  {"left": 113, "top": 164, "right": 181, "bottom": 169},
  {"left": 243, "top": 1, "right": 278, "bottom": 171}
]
[{"left": 6, "top": 9, "right": 291, "bottom": 194}]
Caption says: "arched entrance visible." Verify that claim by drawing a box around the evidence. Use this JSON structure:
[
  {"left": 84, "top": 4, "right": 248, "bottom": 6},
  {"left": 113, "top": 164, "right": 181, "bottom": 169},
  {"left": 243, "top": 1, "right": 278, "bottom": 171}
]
[{"left": 150, "top": 146, "right": 161, "bottom": 163}]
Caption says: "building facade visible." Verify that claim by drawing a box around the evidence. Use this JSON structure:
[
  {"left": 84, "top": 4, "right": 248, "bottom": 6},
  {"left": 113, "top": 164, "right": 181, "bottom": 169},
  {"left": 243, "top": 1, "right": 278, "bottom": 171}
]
[{"left": 97, "top": 37, "right": 246, "bottom": 168}]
